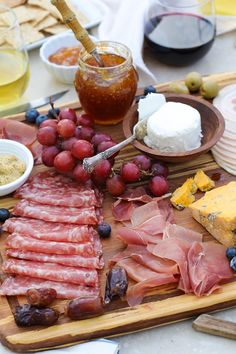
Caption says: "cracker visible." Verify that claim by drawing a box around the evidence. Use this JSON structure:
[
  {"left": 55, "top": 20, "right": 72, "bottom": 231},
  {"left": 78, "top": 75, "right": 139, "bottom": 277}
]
[
  {"left": 28, "top": 0, "right": 61, "bottom": 19},
  {"left": 43, "top": 23, "right": 66, "bottom": 35},
  {"left": 20, "top": 22, "right": 45, "bottom": 44},
  {"left": 0, "top": 15, "right": 6, "bottom": 26},
  {"left": 0, "top": 37, "right": 6, "bottom": 46},
  {"left": 1, "top": 5, "right": 35, "bottom": 25},
  {"left": 27, "top": 6, "right": 49, "bottom": 26},
  {"left": 1, "top": 0, "right": 88, "bottom": 47},
  {"left": 1, "top": 0, "right": 26, "bottom": 8},
  {"left": 35, "top": 14, "right": 57, "bottom": 31}
]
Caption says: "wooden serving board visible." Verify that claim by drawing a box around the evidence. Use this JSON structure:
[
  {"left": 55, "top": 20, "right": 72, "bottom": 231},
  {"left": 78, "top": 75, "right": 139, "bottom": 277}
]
[{"left": 1, "top": 72, "right": 236, "bottom": 353}]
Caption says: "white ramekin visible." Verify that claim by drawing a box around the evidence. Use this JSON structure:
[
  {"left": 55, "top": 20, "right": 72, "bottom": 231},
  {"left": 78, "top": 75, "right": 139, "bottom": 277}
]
[
  {"left": 39, "top": 31, "right": 97, "bottom": 84},
  {"left": 0, "top": 140, "right": 34, "bottom": 196}
]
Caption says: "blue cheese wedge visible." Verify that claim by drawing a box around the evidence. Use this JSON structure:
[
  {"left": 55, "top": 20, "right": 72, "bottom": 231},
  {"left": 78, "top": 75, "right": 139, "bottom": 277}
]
[{"left": 189, "top": 181, "right": 236, "bottom": 246}]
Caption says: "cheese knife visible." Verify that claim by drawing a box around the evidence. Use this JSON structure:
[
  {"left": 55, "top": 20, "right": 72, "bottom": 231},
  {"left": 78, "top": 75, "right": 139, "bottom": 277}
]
[{"left": 0, "top": 90, "right": 69, "bottom": 118}]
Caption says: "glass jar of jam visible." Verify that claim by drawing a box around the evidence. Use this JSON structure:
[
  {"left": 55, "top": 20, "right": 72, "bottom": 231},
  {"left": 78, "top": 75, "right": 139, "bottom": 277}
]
[{"left": 74, "top": 41, "right": 138, "bottom": 125}]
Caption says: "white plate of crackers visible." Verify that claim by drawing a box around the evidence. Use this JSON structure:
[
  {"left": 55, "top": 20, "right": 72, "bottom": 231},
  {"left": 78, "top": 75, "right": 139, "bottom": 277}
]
[{"left": 1, "top": 0, "right": 108, "bottom": 50}]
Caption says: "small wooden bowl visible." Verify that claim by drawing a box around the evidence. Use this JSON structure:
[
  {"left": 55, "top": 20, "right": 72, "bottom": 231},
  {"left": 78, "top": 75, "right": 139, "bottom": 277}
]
[{"left": 123, "top": 93, "right": 225, "bottom": 163}]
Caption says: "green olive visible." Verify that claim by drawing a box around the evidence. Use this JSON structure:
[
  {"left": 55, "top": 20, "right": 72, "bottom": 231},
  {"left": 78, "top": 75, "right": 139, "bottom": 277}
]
[
  {"left": 185, "top": 72, "right": 203, "bottom": 92},
  {"left": 167, "top": 82, "right": 189, "bottom": 95},
  {"left": 200, "top": 80, "right": 219, "bottom": 99}
]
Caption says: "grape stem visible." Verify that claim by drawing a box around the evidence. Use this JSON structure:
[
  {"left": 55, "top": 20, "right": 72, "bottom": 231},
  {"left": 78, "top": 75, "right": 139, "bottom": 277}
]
[{"left": 49, "top": 98, "right": 59, "bottom": 120}]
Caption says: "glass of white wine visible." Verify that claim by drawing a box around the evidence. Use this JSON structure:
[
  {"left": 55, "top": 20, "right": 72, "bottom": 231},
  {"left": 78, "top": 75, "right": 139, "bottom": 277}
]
[{"left": 0, "top": 4, "right": 30, "bottom": 108}]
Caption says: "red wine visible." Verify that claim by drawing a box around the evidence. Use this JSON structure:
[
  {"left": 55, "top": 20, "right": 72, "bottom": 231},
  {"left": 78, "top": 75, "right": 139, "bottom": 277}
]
[{"left": 145, "top": 13, "right": 215, "bottom": 66}]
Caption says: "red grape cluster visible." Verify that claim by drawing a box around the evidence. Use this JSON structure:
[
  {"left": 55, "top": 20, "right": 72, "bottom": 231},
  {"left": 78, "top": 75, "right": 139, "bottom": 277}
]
[
  {"left": 106, "top": 155, "right": 169, "bottom": 197},
  {"left": 37, "top": 107, "right": 169, "bottom": 198},
  {"left": 37, "top": 108, "right": 116, "bottom": 184}
]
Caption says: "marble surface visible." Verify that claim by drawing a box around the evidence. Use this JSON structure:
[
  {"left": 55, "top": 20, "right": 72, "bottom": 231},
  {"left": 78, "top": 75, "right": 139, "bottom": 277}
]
[
  {"left": 2, "top": 28, "right": 236, "bottom": 354},
  {"left": 116, "top": 308, "right": 236, "bottom": 354}
]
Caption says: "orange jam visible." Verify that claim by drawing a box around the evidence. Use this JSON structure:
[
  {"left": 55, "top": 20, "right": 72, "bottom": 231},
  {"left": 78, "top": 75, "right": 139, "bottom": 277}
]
[
  {"left": 49, "top": 46, "right": 81, "bottom": 66},
  {"left": 74, "top": 42, "right": 138, "bottom": 125}
]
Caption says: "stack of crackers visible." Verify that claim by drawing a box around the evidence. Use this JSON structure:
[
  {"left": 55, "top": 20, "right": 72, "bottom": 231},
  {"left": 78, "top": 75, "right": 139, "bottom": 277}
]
[{"left": 0, "top": 0, "right": 89, "bottom": 46}]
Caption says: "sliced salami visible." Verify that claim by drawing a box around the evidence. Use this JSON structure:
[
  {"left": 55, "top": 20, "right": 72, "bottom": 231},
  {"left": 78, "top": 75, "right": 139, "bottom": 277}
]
[
  {"left": 3, "top": 218, "right": 92, "bottom": 243},
  {"left": 7, "top": 249, "right": 104, "bottom": 269},
  {"left": 6, "top": 234, "right": 95, "bottom": 256},
  {"left": 13, "top": 200, "right": 99, "bottom": 225},
  {"left": 15, "top": 183, "right": 101, "bottom": 208},
  {"left": 91, "top": 229, "right": 103, "bottom": 255},
  {"left": 2, "top": 259, "right": 98, "bottom": 286},
  {"left": 0, "top": 276, "right": 99, "bottom": 299}
]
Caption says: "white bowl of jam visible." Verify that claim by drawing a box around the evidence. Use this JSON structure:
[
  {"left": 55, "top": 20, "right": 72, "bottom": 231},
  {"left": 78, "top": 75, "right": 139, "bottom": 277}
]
[{"left": 40, "top": 31, "right": 97, "bottom": 84}]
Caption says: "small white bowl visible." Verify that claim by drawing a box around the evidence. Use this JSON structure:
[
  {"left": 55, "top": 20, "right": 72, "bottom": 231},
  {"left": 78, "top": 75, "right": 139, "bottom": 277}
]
[
  {"left": 40, "top": 31, "right": 97, "bottom": 84},
  {"left": 0, "top": 140, "right": 34, "bottom": 197}
]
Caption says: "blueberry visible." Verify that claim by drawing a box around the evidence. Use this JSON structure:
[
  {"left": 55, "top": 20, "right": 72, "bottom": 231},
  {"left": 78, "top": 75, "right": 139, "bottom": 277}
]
[
  {"left": 36, "top": 114, "right": 48, "bottom": 127},
  {"left": 230, "top": 256, "right": 236, "bottom": 272},
  {"left": 98, "top": 222, "right": 111, "bottom": 238},
  {"left": 0, "top": 208, "right": 11, "bottom": 222},
  {"left": 226, "top": 247, "right": 236, "bottom": 260},
  {"left": 25, "top": 109, "right": 39, "bottom": 123},
  {"left": 144, "top": 85, "right": 157, "bottom": 96},
  {"left": 48, "top": 108, "right": 60, "bottom": 119}
]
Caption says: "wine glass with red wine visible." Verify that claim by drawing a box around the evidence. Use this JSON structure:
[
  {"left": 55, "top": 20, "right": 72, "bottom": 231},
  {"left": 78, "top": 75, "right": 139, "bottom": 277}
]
[{"left": 145, "top": 0, "right": 216, "bottom": 66}]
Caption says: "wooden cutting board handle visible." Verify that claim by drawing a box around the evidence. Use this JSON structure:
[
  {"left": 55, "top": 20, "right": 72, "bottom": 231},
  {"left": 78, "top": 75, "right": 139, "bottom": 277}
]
[
  {"left": 51, "top": 0, "right": 96, "bottom": 54},
  {"left": 193, "top": 314, "right": 236, "bottom": 340}
]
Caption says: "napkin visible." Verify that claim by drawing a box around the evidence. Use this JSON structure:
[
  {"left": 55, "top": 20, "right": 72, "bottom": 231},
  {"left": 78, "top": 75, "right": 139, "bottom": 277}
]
[
  {"left": 0, "top": 339, "right": 119, "bottom": 354},
  {"left": 97, "top": 0, "right": 236, "bottom": 83}
]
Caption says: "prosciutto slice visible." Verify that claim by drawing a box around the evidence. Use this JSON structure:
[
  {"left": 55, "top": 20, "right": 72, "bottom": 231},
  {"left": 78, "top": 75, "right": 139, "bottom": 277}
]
[
  {"left": 117, "top": 186, "right": 152, "bottom": 202},
  {"left": 109, "top": 245, "right": 178, "bottom": 274},
  {"left": 116, "top": 255, "right": 177, "bottom": 307},
  {"left": 112, "top": 187, "right": 173, "bottom": 222},
  {"left": 0, "top": 276, "right": 99, "bottom": 299},
  {"left": 6, "top": 249, "right": 104, "bottom": 269},
  {"left": 29, "top": 140, "right": 43, "bottom": 163},
  {"left": 3, "top": 218, "right": 92, "bottom": 243},
  {"left": 130, "top": 200, "right": 174, "bottom": 237},
  {"left": 146, "top": 223, "right": 204, "bottom": 293},
  {"left": 2, "top": 259, "right": 98, "bottom": 286},
  {"left": 163, "top": 223, "right": 203, "bottom": 243},
  {"left": 147, "top": 238, "right": 191, "bottom": 293},
  {"left": 117, "top": 258, "right": 160, "bottom": 282},
  {"left": 2, "top": 120, "right": 37, "bottom": 146},
  {"left": 117, "top": 227, "right": 162, "bottom": 245},
  {"left": 187, "top": 241, "right": 234, "bottom": 296},
  {"left": 127, "top": 274, "right": 178, "bottom": 307},
  {"left": 131, "top": 201, "right": 162, "bottom": 227},
  {"left": 112, "top": 199, "right": 140, "bottom": 222},
  {"left": 6, "top": 234, "right": 95, "bottom": 256},
  {"left": 13, "top": 200, "right": 99, "bottom": 225}
]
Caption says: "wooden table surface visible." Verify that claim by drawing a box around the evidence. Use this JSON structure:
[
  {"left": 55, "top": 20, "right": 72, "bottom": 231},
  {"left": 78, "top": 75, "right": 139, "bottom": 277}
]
[{"left": 0, "top": 71, "right": 236, "bottom": 352}]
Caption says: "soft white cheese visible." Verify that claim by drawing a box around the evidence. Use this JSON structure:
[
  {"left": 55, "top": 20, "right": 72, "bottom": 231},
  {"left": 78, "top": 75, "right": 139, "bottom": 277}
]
[
  {"left": 138, "top": 93, "right": 166, "bottom": 121},
  {"left": 144, "top": 102, "right": 202, "bottom": 152}
]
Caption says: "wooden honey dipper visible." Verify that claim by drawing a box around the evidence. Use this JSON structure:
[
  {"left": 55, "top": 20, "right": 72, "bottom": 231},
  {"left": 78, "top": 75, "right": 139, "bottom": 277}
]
[{"left": 51, "top": 0, "right": 104, "bottom": 67}]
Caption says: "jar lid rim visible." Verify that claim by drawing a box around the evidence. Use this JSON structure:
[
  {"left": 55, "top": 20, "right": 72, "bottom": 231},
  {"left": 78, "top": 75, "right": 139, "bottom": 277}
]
[{"left": 78, "top": 40, "right": 132, "bottom": 71}]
